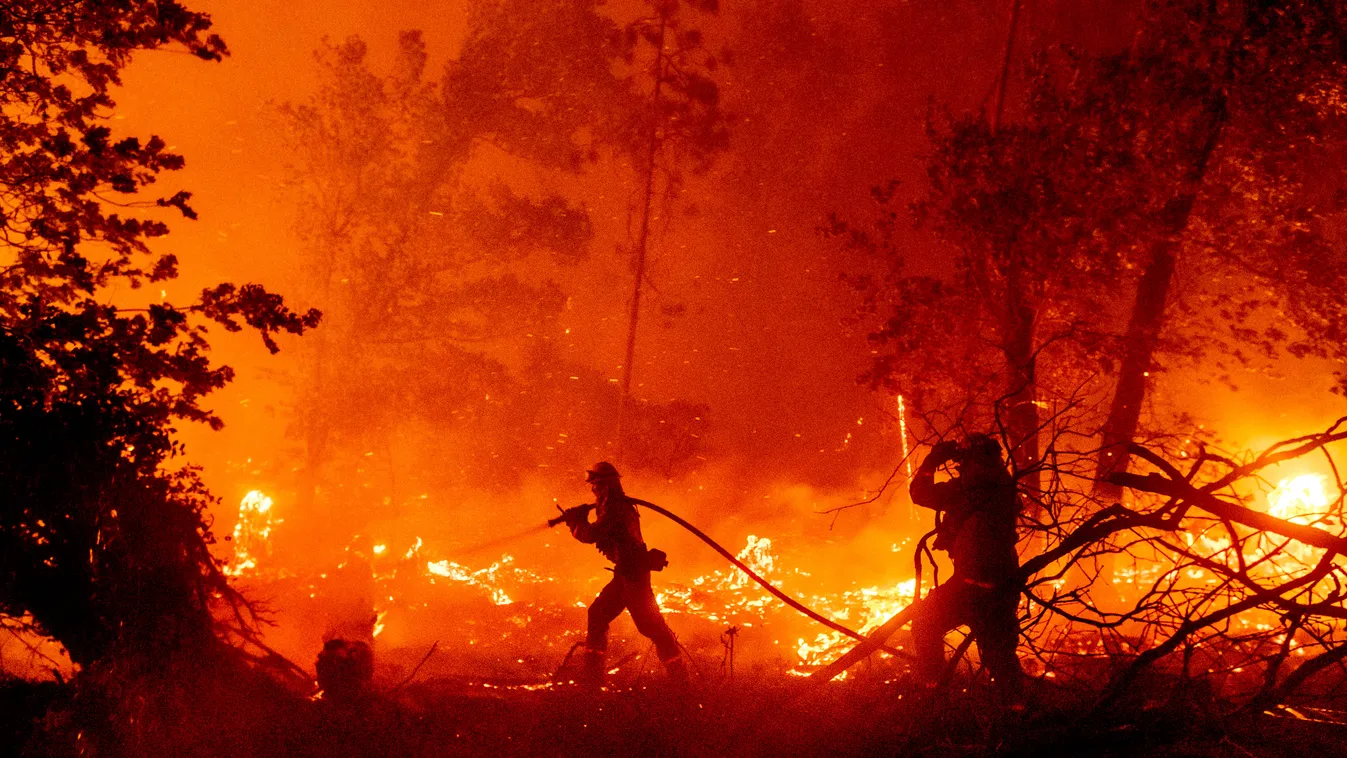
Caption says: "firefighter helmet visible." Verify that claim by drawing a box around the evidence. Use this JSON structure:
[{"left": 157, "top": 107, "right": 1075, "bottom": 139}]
[
  {"left": 586, "top": 461, "right": 621, "bottom": 482},
  {"left": 963, "top": 433, "right": 1003, "bottom": 460}
]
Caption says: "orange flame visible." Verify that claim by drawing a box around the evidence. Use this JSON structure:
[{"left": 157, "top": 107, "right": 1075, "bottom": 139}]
[{"left": 224, "top": 490, "right": 275, "bottom": 577}]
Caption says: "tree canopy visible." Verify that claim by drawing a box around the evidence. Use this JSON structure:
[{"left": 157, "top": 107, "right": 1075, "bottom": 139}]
[
  {"left": 840, "top": 0, "right": 1347, "bottom": 496},
  {"left": 277, "top": 3, "right": 724, "bottom": 519},
  {"left": 0, "top": 0, "right": 318, "bottom": 666}
]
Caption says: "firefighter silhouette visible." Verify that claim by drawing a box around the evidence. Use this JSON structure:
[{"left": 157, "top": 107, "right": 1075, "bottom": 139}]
[
  {"left": 557, "top": 462, "right": 687, "bottom": 684},
  {"left": 909, "top": 434, "right": 1024, "bottom": 701}
]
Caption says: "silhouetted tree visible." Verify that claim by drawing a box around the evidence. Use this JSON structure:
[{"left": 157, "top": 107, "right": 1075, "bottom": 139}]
[
  {"left": 277, "top": 20, "right": 612, "bottom": 511},
  {"left": 840, "top": 0, "right": 1347, "bottom": 502},
  {"left": 612, "top": 0, "right": 728, "bottom": 453},
  {"left": 1092, "top": 0, "right": 1347, "bottom": 498},
  {"left": 0, "top": 1, "right": 319, "bottom": 666},
  {"left": 280, "top": 3, "right": 723, "bottom": 507}
]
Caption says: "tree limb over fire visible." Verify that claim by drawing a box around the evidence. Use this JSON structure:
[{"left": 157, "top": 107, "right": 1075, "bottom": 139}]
[{"left": 811, "top": 418, "right": 1347, "bottom": 712}]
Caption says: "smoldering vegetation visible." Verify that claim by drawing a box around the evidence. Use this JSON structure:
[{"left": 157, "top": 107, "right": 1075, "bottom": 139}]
[{"left": 7, "top": 0, "right": 1347, "bottom": 756}]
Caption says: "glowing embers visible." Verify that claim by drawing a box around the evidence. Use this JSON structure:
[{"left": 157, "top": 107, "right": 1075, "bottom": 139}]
[
  {"left": 425, "top": 556, "right": 521, "bottom": 606},
  {"left": 224, "top": 490, "right": 276, "bottom": 577},
  {"left": 792, "top": 579, "right": 917, "bottom": 673},
  {"left": 658, "top": 535, "right": 917, "bottom": 670}
]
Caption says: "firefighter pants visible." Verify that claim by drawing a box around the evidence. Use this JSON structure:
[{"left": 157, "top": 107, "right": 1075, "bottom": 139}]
[
  {"left": 910, "top": 577, "right": 1022, "bottom": 694},
  {"left": 586, "top": 571, "right": 680, "bottom": 663}
]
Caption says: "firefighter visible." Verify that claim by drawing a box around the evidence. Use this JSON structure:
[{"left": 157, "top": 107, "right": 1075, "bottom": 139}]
[
  {"left": 909, "top": 433, "right": 1024, "bottom": 702},
  {"left": 557, "top": 461, "right": 687, "bottom": 684}
]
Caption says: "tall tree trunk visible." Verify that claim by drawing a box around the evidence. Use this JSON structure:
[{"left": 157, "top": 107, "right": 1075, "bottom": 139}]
[
  {"left": 990, "top": 0, "right": 1021, "bottom": 134},
  {"left": 1095, "top": 101, "right": 1227, "bottom": 500},
  {"left": 991, "top": 0, "right": 1037, "bottom": 493},
  {"left": 615, "top": 17, "right": 666, "bottom": 459},
  {"left": 1003, "top": 265, "right": 1041, "bottom": 497}
]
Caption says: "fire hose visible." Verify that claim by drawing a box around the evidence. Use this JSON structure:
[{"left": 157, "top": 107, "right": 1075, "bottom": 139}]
[{"left": 550, "top": 498, "right": 912, "bottom": 662}]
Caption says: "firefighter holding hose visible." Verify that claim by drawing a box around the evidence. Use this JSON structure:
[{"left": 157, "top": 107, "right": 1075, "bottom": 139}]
[
  {"left": 552, "top": 462, "right": 687, "bottom": 685},
  {"left": 909, "top": 434, "right": 1024, "bottom": 702}
]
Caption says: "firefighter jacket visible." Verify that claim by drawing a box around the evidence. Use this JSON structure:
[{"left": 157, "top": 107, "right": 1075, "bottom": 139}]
[
  {"left": 910, "top": 462, "right": 1019, "bottom": 586},
  {"left": 571, "top": 494, "right": 648, "bottom": 579}
]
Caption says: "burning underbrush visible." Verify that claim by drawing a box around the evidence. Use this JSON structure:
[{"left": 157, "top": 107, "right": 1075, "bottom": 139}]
[
  {"left": 215, "top": 452, "right": 1347, "bottom": 711},
  {"left": 223, "top": 485, "right": 926, "bottom": 688},
  {"left": 11, "top": 436, "right": 1347, "bottom": 756}
]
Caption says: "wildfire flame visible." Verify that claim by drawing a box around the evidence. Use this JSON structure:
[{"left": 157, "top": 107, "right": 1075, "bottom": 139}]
[
  {"left": 1114, "top": 473, "right": 1336, "bottom": 604},
  {"left": 224, "top": 490, "right": 275, "bottom": 577},
  {"left": 656, "top": 535, "right": 917, "bottom": 671},
  {"left": 426, "top": 558, "right": 517, "bottom": 606},
  {"left": 656, "top": 535, "right": 781, "bottom": 622},
  {"left": 1267, "top": 474, "right": 1330, "bottom": 524},
  {"left": 217, "top": 464, "right": 1346, "bottom": 687},
  {"left": 1258, "top": 473, "right": 1333, "bottom": 574},
  {"left": 1195, "top": 474, "right": 1332, "bottom": 577},
  {"left": 790, "top": 579, "right": 916, "bottom": 673},
  {"left": 228, "top": 504, "right": 924, "bottom": 672}
]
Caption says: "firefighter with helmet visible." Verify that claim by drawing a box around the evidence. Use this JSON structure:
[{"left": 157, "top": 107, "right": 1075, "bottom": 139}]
[
  {"left": 909, "top": 433, "right": 1024, "bottom": 702},
  {"left": 555, "top": 462, "right": 687, "bottom": 684}
]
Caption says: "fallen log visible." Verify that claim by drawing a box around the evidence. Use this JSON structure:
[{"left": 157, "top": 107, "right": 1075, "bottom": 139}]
[{"left": 807, "top": 598, "right": 923, "bottom": 683}]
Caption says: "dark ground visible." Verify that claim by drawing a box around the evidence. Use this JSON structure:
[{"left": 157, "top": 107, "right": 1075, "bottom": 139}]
[{"left": 6, "top": 665, "right": 1347, "bottom": 757}]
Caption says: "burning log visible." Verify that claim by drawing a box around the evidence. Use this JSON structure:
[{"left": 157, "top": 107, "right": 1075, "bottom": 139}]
[{"left": 807, "top": 601, "right": 923, "bottom": 683}]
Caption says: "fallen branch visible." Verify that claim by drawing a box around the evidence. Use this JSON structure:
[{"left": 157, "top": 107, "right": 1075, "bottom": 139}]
[
  {"left": 1094, "top": 554, "right": 1335, "bottom": 711},
  {"left": 390, "top": 641, "right": 439, "bottom": 693},
  {"left": 1109, "top": 467, "right": 1347, "bottom": 559},
  {"left": 806, "top": 600, "right": 922, "bottom": 683}
]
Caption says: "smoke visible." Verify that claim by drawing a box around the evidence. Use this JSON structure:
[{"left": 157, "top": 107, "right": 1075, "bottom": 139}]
[{"left": 86, "top": 0, "right": 1344, "bottom": 680}]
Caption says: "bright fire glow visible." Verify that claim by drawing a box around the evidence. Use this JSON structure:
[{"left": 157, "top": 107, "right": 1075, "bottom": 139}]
[
  {"left": 425, "top": 557, "right": 517, "bottom": 605},
  {"left": 1260, "top": 473, "right": 1333, "bottom": 572},
  {"left": 657, "top": 535, "right": 916, "bottom": 671},
  {"left": 1268, "top": 474, "right": 1330, "bottom": 524},
  {"left": 1114, "top": 473, "right": 1336, "bottom": 598},
  {"left": 791, "top": 579, "right": 916, "bottom": 672},
  {"left": 224, "top": 490, "right": 275, "bottom": 577}
]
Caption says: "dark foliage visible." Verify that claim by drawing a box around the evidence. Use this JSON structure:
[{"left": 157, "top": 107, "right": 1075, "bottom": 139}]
[
  {"left": 0, "top": 0, "right": 318, "bottom": 667},
  {"left": 837, "top": 0, "right": 1347, "bottom": 488}
]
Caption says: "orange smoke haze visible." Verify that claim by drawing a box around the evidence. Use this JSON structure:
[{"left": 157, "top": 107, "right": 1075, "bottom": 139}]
[{"left": 45, "top": 0, "right": 1341, "bottom": 680}]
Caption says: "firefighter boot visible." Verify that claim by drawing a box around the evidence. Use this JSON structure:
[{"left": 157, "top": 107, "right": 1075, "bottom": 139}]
[
  {"left": 663, "top": 654, "right": 689, "bottom": 687},
  {"left": 581, "top": 649, "right": 606, "bottom": 686}
]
